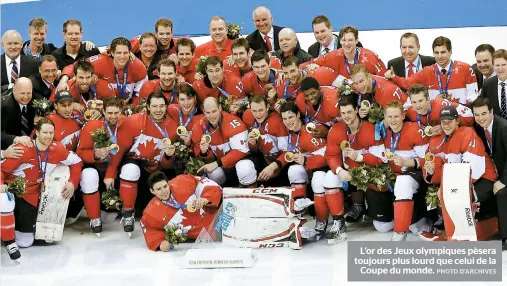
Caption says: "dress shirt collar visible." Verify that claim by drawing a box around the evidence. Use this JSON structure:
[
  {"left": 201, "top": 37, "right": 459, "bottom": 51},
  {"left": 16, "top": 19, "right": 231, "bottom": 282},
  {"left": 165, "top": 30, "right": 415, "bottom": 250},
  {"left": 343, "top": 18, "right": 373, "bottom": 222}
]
[
  {"left": 259, "top": 26, "right": 274, "bottom": 40},
  {"left": 436, "top": 62, "right": 451, "bottom": 73},
  {"left": 404, "top": 55, "right": 421, "bottom": 69}
]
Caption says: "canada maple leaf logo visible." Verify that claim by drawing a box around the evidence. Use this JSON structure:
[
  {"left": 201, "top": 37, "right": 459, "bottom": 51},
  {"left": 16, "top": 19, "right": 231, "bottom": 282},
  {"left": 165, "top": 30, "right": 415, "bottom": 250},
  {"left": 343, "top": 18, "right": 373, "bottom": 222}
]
[
  {"left": 136, "top": 138, "right": 159, "bottom": 160},
  {"left": 262, "top": 137, "right": 277, "bottom": 154}
]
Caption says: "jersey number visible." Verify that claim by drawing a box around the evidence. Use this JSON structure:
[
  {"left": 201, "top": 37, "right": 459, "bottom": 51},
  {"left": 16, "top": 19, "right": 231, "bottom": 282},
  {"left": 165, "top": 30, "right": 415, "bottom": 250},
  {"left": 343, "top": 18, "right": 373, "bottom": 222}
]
[
  {"left": 88, "top": 55, "right": 100, "bottom": 62},
  {"left": 417, "top": 129, "right": 426, "bottom": 139},
  {"left": 469, "top": 139, "right": 476, "bottom": 148},
  {"left": 311, "top": 138, "right": 322, "bottom": 146},
  {"left": 230, "top": 119, "right": 241, "bottom": 128}
]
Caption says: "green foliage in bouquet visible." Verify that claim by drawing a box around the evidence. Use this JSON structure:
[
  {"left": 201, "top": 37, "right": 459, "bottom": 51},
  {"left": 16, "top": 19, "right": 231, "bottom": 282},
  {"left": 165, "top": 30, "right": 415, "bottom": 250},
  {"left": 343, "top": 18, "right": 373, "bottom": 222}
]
[
  {"left": 196, "top": 56, "right": 209, "bottom": 75},
  {"left": 184, "top": 157, "right": 205, "bottom": 175},
  {"left": 32, "top": 98, "right": 53, "bottom": 116},
  {"left": 90, "top": 127, "right": 112, "bottom": 149},
  {"left": 349, "top": 164, "right": 370, "bottom": 191},
  {"left": 367, "top": 103, "right": 385, "bottom": 124},
  {"left": 369, "top": 165, "right": 396, "bottom": 191},
  {"left": 426, "top": 185, "right": 440, "bottom": 209},
  {"left": 165, "top": 223, "right": 188, "bottom": 246},
  {"left": 336, "top": 81, "right": 355, "bottom": 98},
  {"left": 218, "top": 95, "right": 231, "bottom": 112},
  {"left": 174, "top": 141, "right": 190, "bottom": 160},
  {"left": 101, "top": 188, "right": 122, "bottom": 212},
  {"left": 7, "top": 177, "right": 27, "bottom": 197},
  {"left": 227, "top": 22, "right": 243, "bottom": 40}
]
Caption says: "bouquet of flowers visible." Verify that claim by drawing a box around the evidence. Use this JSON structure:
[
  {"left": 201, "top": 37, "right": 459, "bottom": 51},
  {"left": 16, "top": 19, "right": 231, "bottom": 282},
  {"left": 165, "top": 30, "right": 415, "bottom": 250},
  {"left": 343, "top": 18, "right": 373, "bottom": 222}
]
[
  {"left": 369, "top": 165, "right": 396, "bottom": 191},
  {"left": 32, "top": 98, "right": 53, "bottom": 116},
  {"left": 196, "top": 56, "right": 209, "bottom": 75},
  {"left": 90, "top": 127, "right": 112, "bottom": 149},
  {"left": 218, "top": 95, "right": 231, "bottom": 112},
  {"left": 101, "top": 188, "right": 122, "bottom": 212},
  {"left": 173, "top": 141, "right": 190, "bottom": 159},
  {"left": 164, "top": 223, "right": 188, "bottom": 250},
  {"left": 6, "top": 177, "right": 27, "bottom": 197},
  {"left": 426, "top": 185, "right": 440, "bottom": 210},
  {"left": 336, "top": 81, "right": 355, "bottom": 97},
  {"left": 367, "top": 103, "right": 385, "bottom": 124},
  {"left": 227, "top": 22, "right": 243, "bottom": 40},
  {"left": 349, "top": 164, "right": 370, "bottom": 191},
  {"left": 184, "top": 157, "right": 205, "bottom": 175}
]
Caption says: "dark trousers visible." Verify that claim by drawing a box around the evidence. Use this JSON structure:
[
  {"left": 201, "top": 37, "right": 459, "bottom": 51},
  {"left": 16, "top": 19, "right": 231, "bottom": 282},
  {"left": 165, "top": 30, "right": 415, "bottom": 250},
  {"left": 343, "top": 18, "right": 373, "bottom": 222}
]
[{"left": 495, "top": 187, "right": 507, "bottom": 239}]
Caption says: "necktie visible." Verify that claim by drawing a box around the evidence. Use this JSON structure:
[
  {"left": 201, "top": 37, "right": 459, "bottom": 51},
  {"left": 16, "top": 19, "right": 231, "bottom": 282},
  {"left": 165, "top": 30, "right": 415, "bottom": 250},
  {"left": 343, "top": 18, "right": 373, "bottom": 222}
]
[
  {"left": 485, "top": 128, "right": 492, "bottom": 152},
  {"left": 407, "top": 63, "right": 414, "bottom": 77},
  {"left": 21, "top": 106, "right": 30, "bottom": 136},
  {"left": 441, "top": 69, "right": 447, "bottom": 75},
  {"left": 264, "top": 34, "right": 272, "bottom": 52},
  {"left": 324, "top": 47, "right": 330, "bottom": 54},
  {"left": 11, "top": 60, "right": 19, "bottom": 84},
  {"left": 501, "top": 82, "right": 507, "bottom": 119}
]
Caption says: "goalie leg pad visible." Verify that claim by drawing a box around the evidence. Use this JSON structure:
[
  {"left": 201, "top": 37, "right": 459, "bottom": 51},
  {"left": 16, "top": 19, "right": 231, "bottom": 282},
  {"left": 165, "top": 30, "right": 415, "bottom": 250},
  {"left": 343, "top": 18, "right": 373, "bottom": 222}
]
[
  {"left": 393, "top": 175, "right": 419, "bottom": 200},
  {"left": 409, "top": 217, "right": 431, "bottom": 234},
  {"left": 325, "top": 188, "right": 345, "bottom": 217},
  {"left": 236, "top": 159, "right": 257, "bottom": 186},
  {"left": 373, "top": 220, "right": 394, "bottom": 233},
  {"left": 393, "top": 200, "right": 414, "bottom": 233},
  {"left": 1, "top": 212, "right": 15, "bottom": 241},
  {"left": 119, "top": 163, "right": 141, "bottom": 182},
  {"left": 208, "top": 167, "right": 227, "bottom": 185},
  {"left": 288, "top": 165, "right": 308, "bottom": 185},
  {"left": 80, "top": 168, "right": 99, "bottom": 195},
  {"left": 314, "top": 194, "right": 329, "bottom": 221},
  {"left": 0, "top": 192, "right": 15, "bottom": 212},
  {"left": 119, "top": 180, "right": 138, "bottom": 210},
  {"left": 15, "top": 231, "right": 34, "bottom": 248}
]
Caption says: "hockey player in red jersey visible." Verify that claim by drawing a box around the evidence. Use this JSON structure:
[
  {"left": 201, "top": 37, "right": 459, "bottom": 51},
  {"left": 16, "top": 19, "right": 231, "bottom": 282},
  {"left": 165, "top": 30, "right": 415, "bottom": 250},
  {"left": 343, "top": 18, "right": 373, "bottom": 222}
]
[
  {"left": 141, "top": 172, "right": 222, "bottom": 251},
  {"left": 226, "top": 38, "right": 253, "bottom": 78},
  {"left": 405, "top": 84, "right": 474, "bottom": 139},
  {"left": 350, "top": 64, "right": 411, "bottom": 114},
  {"left": 195, "top": 16, "right": 233, "bottom": 61},
  {"left": 130, "top": 18, "right": 178, "bottom": 61},
  {"left": 325, "top": 95, "right": 386, "bottom": 229},
  {"left": 76, "top": 98, "right": 126, "bottom": 236},
  {"left": 381, "top": 101, "right": 431, "bottom": 241},
  {"left": 60, "top": 37, "right": 148, "bottom": 103},
  {"left": 192, "top": 97, "right": 253, "bottom": 187},
  {"left": 242, "top": 50, "right": 279, "bottom": 96},
  {"left": 192, "top": 56, "right": 246, "bottom": 107},
  {"left": 46, "top": 91, "right": 82, "bottom": 151},
  {"left": 0, "top": 118, "right": 82, "bottom": 258},
  {"left": 242, "top": 94, "right": 289, "bottom": 185},
  {"left": 175, "top": 38, "right": 199, "bottom": 83},
  {"left": 135, "top": 59, "right": 179, "bottom": 106},
  {"left": 421, "top": 106, "right": 497, "bottom": 241},
  {"left": 296, "top": 77, "right": 340, "bottom": 136},
  {"left": 385, "top": 36, "right": 478, "bottom": 104},
  {"left": 104, "top": 92, "right": 179, "bottom": 236}
]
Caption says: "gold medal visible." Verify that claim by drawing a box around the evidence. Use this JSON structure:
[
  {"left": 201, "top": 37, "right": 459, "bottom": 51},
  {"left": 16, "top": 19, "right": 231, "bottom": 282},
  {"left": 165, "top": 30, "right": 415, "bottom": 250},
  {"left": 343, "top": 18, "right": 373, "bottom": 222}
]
[
  {"left": 424, "top": 126, "right": 433, "bottom": 137},
  {"left": 108, "top": 144, "right": 120, "bottom": 154},
  {"left": 40, "top": 182, "right": 45, "bottom": 192},
  {"left": 386, "top": 151, "right": 395, "bottom": 161},
  {"left": 277, "top": 98, "right": 286, "bottom": 106},
  {"left": 202, "top": 134, "right": 212, "bottom": 144},
  {"left": 84, "top": 110, "right": 93, "bottom": 121},
  {"left": 264, "top": 84, "right": 274, "bottom": 91},
  {"left": 251, "top": 128, "right": 261, "bottom": 140},
  {"left": 176, "top": 126, "right": 187, "bottom": 136},
  {"left": 425, "top": 153, "right": 435, "bottom": 162},
  {"left": 284, "top": 151, "right": 295, "bottom": 162},
  {"left": 162, "top": 138, "right": 172, "bottom": 146},
  {"left": 186, "top": 204, "right": 196, "bottom": 213},
  {"left": 340, "top": 140, "right": 351, "bottom": 150},
  {"left": 306, "top": 122, "right": 317, "bottom": 133},
  {"left": 360, "top": 100, "right": 371, "bottom": 109},
  {"left": 86, "top": 100, "right": 97, "bottom": 110}
]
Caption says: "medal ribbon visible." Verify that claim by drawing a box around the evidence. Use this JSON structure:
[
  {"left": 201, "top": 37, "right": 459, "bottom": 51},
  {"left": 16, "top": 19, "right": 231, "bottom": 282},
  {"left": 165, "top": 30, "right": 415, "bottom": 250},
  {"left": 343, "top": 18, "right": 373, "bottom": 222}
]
[
  {"left": 287, "top": 131, "right": 300, "bottom": 152},
  {"left": 23, "top": 43, "right": 42, "bottom": 61},
  {"left": 428, "top": 135, "right": 449, "bottom": 153},
  {"left": 149, "top": 116, "right": 169, "bottom": 139},
  {"left": 258, "top": 69, "right": 276, "bottom": 92},
  {"left": 114, "top": 65, "right": 129, "bottom": 99},
  {"left": 104, "top": 118, "right": 118, "bottom": 144},
  {"left": 346, "top": 119, "right": 363, "bottom": 146},
  {"left": 178, "top": 107, "right": 197, "bottom": 127},
  {"left": 282, "top": 71, "right": 306, "bottom": 100},
  {"left": 435, "top": 61, "right": 454, "bottom": 95},
  {"left": 205, "top": 116, "right": 222, "bottom": 136},
  {"left": 345, "top": 48, "right": 361, "bottom": 75},
  {"left": 416, "top": 104, "right": 432, "bottom": 129},
  {"left": 304, "top": 92, "right": 323, "bottom": 124},
  {"left": 35, "top": 143, "right": 49, "bottom": 183},
  {"left": 78, "top": 85, "right": 97, "bottom": 106},
  {"left": 389, "top": 128, "right": 402, "bottom": 152},
  {"left": 162, "top": 195, "right": 190, "bottom": 211},
  {"left": 216, "top": 85, "right": 231, "bottom": 98},
  {"left": 357, "top": 79, "right": 376, "bottom": 107}
]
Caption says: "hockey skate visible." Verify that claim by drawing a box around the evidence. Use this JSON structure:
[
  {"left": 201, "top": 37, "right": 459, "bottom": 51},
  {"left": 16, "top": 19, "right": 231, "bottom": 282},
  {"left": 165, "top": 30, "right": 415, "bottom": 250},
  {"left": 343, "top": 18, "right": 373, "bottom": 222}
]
[
  {"left": 90, "top": 218, "right": 102, "bottom": 237},
  {"left": 345, "top": 203, "right": 366, "bottom": 224},
  {"left": 326, "top": 218, "right": 347, "bottom": 245},
  {"left": 5, "top": 241, "right": 21, "bottom": 261},
  {"left": 121, "top": 210, "right": 135, "bottom": 238},
  {"left": 314, "top": 220, "right": 327, "bottom": 241},
  {"left": 390, "top": 231, "right": 408, "bottom": 241}
]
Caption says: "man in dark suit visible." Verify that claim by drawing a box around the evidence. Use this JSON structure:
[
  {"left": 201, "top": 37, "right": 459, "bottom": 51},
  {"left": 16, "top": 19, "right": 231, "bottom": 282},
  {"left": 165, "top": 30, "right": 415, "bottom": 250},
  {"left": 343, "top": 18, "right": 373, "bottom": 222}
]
[
  {"left": 307, "top": 15, "right": 363, "bottom": 58},
  {"left": 273, "top": 28, "right": 312, "bottom": 64},
  {"left": 246, "top": 6, "right": 299, "bottom": 53},
  {"left": 387, "top": 33, "right": 435, "bottom": 78},
  {"left": 480, "top": 49, "right": 507, "bottom": 119},
  {"left": 1, "top": 77, "right": 36, "bottom": 150},
  {"left": 472, "top": 96, "right": 507, "bottom": 250},
  {"left": 30, "top": 55, "right": 59, "bottom": 100},
  {"left": 1, "top": 30, "right": 39, "bottom": 91},
  {"left": 473, "top": 44, "right": 496, "bottom": 91}
]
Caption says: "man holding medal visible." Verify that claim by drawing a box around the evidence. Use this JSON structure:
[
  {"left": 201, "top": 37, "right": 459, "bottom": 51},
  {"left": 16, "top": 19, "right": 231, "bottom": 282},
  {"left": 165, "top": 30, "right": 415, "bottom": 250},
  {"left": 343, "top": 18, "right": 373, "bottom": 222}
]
[
  {"left": 422, "top": 106, "right": 497, "bottom": 241},
  {"left": 60, "top": 37, "right": 148, "bottom": 104},
  {"left": 77, "top": 97, "right": 126, "bottom": 236},
  {"left": 385, "top": 36, "right": 478, "bottom": 105},
  {"left": 192, "top": 97, "right": 253, "bottom": 187},
  {"left": 381, "top": 101, "right": 431, "bottom": 241},
  {"left": 141, "top": 172, "right": 222, "bottom": 251},
  {"left": 405, "top": 84, "right": 474, "bottom": 138},
  {"left": 167, "top": 84, "right": 203, "bottom": 149},
  {"left": 0, "top": 118, "right": 82, "bottom": 256},
  {"left": 325, "top": 95, "right": 386, "bottom": 228},
  {"left": 104, "top": 92, "right": 178, "bottom": 236},
  {"left": 135, "top": 59, "right": 179, "bottom": 106},
  {"left": 241, "top": 50, "right": 281, "bottom": 97}
]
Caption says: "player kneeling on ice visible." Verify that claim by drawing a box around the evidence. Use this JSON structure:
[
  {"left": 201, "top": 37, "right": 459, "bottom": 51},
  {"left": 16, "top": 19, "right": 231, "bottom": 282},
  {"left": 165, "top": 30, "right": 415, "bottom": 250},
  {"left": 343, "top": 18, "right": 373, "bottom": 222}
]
[
  {"left": 140, "top": 172, "right": 222, "bottom": 251},
  {"left": 0, "top": 118, "right": 83, "bottom": 260}
]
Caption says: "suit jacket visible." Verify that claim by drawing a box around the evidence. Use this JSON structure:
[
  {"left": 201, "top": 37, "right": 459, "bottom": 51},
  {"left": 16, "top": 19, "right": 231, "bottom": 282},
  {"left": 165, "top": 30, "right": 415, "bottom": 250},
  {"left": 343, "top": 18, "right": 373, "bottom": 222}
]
[
  {"left": 246, "top": 25, "right": 300, "bottom": 52},
  {"left": 1, "top": 94, "right": 36, "bottom": 149},
  {"left": 481, "top": 76, "right": 504, "bottom": 118},
  {"left": 0, "top": 54, "right": 39, "bottom": 88},
  {"left": 472, "top": 63, "right": 485, "bottom": 90},
  {"left": 307, "top": 34, "right": 363, "bottom": 58},
  {"left": 387, "top": 55, "right": 436, "bottom": 78},
  {"left": 473, "top": 115, "right": 507, "bottom": 185},
  {"left": 30, "top": 73, "right": 57, "bottom": 100}
]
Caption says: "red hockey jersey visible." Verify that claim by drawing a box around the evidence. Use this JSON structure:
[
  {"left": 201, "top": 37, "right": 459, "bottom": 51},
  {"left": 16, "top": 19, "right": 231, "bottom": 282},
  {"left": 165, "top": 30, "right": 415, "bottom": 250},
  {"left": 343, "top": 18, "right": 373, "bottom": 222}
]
[
  {"left": 46, "top": 112, "right": 82, "bottom": 151},
  {"left": 176, "top": 57, "right": 199, "bottom": 83},
  {"left": 368, "top": 75, "right": 410, "bottom": 109},
  {"left": 192, "top": 71, "right": 246, "bottom": 103},
  {"left": 242, "top": 110, "right": 288, "bottom": 162},
  {"left": 166, "top": 104, "right": 204, "bottom": 135},
  {"left": 51, "top": 78, "right": 114, "bottom": 107},
  {"left": 140, "top": 175, "right": 222, "bottom": 251},
  {"left": 130, "top": 35, "right": 178, "bottom": 59},
  {"left": 134, "top": 79, "right": 179, "bottom": 106},
  {"left": 296, "top": 86, "right": 340, "bottom": 127},
  {"left": 241, "top": 69, "right": 279, "bottom": 96},
  {"left": 406, "top": 98, "right": 474, "bottom": 128},
  {"left": 393, "top": 61, "right": 478, "bottom": 104},
  {"left": 191, "top": 112, "right": 249, "bottom": 168},
  {"left": 383, "top": 122, "right": 429, "bottom": 175},
  {"left": 279, "top": 123, "right": 327, "bottom": 170},
  {"left": 195, "top": 39, "right": 233, "bottom": 61},
  {"left": 105, "top": 113, "right": 179, "bottom": 179},
  {"left": 0, "top": 142, "right": 82, "bottom": 207},
  {"left": 62, "top": 54, "right": 148, "bottom": 103}
]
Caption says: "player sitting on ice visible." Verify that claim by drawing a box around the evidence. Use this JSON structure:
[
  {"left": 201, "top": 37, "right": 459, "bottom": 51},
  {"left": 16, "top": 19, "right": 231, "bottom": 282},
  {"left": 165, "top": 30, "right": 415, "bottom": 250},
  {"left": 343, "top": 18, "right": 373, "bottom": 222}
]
[{"left": 140, "top": 172, "right": 222, "bottom": 251}]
